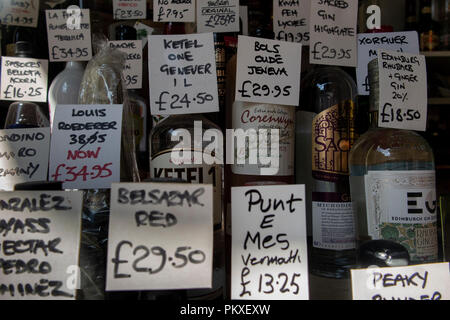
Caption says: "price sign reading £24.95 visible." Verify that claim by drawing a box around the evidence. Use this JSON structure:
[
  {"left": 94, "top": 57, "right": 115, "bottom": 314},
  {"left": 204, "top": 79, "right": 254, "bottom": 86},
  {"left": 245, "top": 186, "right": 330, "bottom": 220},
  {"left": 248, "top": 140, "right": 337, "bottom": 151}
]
[
  {"left": 148, "top": 33, "right": 219, "bottom": 116},
  {"left": 377, "top": 49, "right": 428, "bottom": 132},
  {"left": 49, "top": 104, "right": 123, "bottom": 189},
  {"left": 106, "top": 183, "right": 213, "bottom": 291},
  {"left": 231, "top": 185, "right": 309, "bottom": 300},
  {"left": 0, "top": 57, "right": 48, "bottom": 103},
  {"left": 235, "top": 35, "right": 302, "bottom": 106}
]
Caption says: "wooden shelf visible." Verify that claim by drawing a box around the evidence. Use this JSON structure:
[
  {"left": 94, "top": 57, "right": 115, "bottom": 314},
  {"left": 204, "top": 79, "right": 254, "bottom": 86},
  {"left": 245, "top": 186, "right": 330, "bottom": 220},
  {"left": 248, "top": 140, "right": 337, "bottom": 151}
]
[
  {"left": 428, "top": 97, "right": 450, "bottom": 105},
  {"left": 422, "top": 51, "right": 450, "bottom": 58}
]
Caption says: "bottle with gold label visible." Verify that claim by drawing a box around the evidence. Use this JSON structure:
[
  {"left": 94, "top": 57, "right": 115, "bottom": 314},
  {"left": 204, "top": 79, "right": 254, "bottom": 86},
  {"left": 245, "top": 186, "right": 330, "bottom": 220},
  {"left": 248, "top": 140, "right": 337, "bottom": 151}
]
[
  {"left": 349, "top": 59, "right": 438, "bottom": 266},
  {"left": 297, "top": 65, "right": 358, "bottom": 281},
  {"left": 419, "top": 0, "right": 441, "bottom": 51}
]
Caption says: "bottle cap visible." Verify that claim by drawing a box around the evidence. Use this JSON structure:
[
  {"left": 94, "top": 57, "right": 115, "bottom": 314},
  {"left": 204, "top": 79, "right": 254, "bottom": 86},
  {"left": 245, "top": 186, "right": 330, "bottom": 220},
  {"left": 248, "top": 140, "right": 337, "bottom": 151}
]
[{"left": 14, "top": 41, "right": 33, "bottom": 57}]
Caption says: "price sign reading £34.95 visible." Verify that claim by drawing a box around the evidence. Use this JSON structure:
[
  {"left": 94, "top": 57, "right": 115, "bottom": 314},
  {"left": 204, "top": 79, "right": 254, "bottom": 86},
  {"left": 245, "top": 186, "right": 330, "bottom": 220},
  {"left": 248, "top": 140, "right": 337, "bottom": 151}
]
[
  {"left": 231, "top": 185, "right": 309, "bottom": 300},
  {"left": 148, "top": 33, "right": 219, "bottom": 116},
  {"left": 235, "top": 35, "right": 302, "bottom": 106},
  {"left": 106, "top": 183, "right": 213, "bottom": 291},
  {"left": 49, "top": 104, "right": 123, "bottom": 190},
  {"left": 377, "top": 49, "right": 428, "bottom": 132},
  {"left": 0, "top": 57, "right": 48, "bottom": 103},
  {"left": 45, "top": 9, "right": 93, "bottom": 62}
]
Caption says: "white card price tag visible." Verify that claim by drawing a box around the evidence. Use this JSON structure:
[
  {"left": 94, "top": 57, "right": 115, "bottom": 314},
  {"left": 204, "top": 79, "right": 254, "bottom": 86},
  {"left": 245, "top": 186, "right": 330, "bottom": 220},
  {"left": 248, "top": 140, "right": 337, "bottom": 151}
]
[
  {"left": 196, "top": 0, "right": 240, "bottom": 34},
  {"left": 0, "top": 0, "right": 39, "bottom": 28},
  {"left": 109, "top": 40, "right": 143, "bottom": 89},
  {"left": 273, "top": 0, "right": 310, "bottom": 44}
]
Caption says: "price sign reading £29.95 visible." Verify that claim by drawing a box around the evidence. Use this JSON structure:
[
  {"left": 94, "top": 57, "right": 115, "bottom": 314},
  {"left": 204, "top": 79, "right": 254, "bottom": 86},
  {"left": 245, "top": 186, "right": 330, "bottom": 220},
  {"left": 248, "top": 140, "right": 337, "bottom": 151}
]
[
  {"left": 377, "top": 49, "right": 428, "bottom": 132},
  {"left": 49, "top": 104, "right": 123, "bottom": 190},
  {"left": 148, "top": 33, "right": 219, "bottom": 116},
  {"left": 106, "top": 183, "right": 213, "bottom": 291}
]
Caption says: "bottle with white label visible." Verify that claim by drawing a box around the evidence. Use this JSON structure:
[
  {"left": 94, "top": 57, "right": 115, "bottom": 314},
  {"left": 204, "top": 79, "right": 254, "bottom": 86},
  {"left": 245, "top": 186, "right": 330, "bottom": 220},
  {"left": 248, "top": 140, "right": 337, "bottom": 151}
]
[
  {"left": 148, "top": 114, "right": 224, "bottom": 300},
  {"left": 349, "top": 59, "right": 439, "bottom": 265},
  {"left": 298, "top": 65, "right": 359, "bottom": 280}
]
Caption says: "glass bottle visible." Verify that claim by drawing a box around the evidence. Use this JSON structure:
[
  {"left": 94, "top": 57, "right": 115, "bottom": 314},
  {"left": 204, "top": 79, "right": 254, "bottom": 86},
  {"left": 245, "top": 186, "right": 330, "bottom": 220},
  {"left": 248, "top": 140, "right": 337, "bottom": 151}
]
[
  {"left": 405, "top": 0, "right": 419, "bottom": 31},
  {"left": 298, "top": 66, "right": 359, "bottom": 280},
  {"left": 419, "top": 0, "right": 441, "bottom": 51},
  {"left": 48, "top": 61, "right": 85, "bottom": 127},
  {"left": 349, "top": 59, "right": 439, "bottom": 265},
  {"left": 148, "top": 114, "right": 225, "bottom": 301}
]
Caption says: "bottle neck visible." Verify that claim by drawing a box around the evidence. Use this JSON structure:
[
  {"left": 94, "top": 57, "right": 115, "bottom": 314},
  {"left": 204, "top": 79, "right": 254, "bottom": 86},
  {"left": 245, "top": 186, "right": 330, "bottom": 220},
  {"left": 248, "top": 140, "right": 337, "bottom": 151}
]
[{"left": 369, "top": 110, "right": 379, "bottom": 129}]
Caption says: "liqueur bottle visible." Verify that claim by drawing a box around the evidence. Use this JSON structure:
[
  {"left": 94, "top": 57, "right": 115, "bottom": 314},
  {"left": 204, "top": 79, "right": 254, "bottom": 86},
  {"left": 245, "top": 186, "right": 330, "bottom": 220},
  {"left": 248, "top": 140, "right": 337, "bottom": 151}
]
[
  {"left": 297, "top": 66, "right": 359, "bottom": 280},
  {"left": 115, "top": 24, "right": 149, "bottom": 180},
  {"left": 349, "top": 59, "right": 439, "bottom": 265},
  {"left": 419, "top": 0, "right": 441, "bottom": 51},
  {"left": 405, "top": 0, "right": 419, "bottom": 31}
]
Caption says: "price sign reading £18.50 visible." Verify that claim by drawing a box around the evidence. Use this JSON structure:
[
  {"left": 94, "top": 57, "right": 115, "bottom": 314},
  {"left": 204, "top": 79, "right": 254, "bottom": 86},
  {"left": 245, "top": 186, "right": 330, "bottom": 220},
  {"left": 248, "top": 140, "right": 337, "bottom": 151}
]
[
  {"left": 377, "top": 49, "right": 428, "bottom": 132},
  {"left": 106, "top": 183, "right": 213, "bottom": 291},
  {"left": 235, "top": 35, "right": 302, "bottom": 106},
  {"left": 0, "top": 57, "right": 48, "bottom": 103},
  {"left": 49, "top": 104, "right": 123, "bottom": 190},
  {"left": 148, "top": 33, "right": 219, "bottom": 116},
  {"left": 231, "top": 185, "right": 309, "bottom": 300}
]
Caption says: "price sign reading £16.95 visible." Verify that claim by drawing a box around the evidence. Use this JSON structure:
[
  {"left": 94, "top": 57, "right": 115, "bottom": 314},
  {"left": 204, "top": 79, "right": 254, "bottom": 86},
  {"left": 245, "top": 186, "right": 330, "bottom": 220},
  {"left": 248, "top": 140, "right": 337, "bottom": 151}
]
[
  {"left": 0, "top": 57, "right": 48, "bottom": 103},
  {"left": 231, "top": 185, "right": 309, "bottom": 300},
  {"left": 48, "top": 104, "right": 123, "bottom": 190},
  {"left": 309, "top": 0, "right": 358, "bottom": 67},
  {"left": 377, "top": 49, "right": 428, "bottom": 132},
  {"left": 148, "top": 33, "right": 219, "bottom": 116},
  {"left": 106, "top": 183, "right": 213, "bottom": 291},
  {"left": 235, "top": 35, "right": 302, "bottom": 106},
  {"left": 45, "top": 9, "right": 93, "bottom": 62}
]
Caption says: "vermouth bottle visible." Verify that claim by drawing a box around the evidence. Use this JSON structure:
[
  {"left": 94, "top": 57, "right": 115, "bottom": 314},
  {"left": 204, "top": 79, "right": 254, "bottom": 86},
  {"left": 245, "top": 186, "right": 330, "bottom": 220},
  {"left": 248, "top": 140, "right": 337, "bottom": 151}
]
[
  {"left": 298, "top": 66, "right": 359, "bottom": 280},
  {"left": 349, "top": 59, "right": 438, "bottom": 265},
  {"left": 148, "top": 114, "right": 225, "bottom": 300}
]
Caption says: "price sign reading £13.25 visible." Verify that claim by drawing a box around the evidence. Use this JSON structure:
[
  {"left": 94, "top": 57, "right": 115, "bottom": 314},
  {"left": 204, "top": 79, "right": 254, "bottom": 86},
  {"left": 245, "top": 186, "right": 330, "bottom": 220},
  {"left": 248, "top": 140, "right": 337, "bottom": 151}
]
[
  {"left": 148, "top": 33, "right": 219, "bottom": 116},
  {"left": 235, "top": 35, "right": 302, "bottom": 106},
  {"left": 309, "top": 0, "right": 358, "bottom": 67},
  {"left": 377, "top": 49, "right": 428, "bottom": 132},
  {"left": 48, "top": 104, "right": 123, "bottom": 190},
  {"left": 231, "top": 185, "right": 309, "bottom": 300},
  {"left": 106, "top": 183, "right": 213, "bottom": 291},
  {"left": 0, "top": 57, "right": 48, "bottom": 103}
]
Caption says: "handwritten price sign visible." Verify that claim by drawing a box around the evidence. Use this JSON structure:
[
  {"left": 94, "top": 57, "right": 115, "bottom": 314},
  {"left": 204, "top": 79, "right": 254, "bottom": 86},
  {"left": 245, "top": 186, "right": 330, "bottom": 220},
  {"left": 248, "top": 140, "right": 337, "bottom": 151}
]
[
  {"left": 153, "top": 0, "right": 195, "bottom": 22},
  {"left": 196, "top": 0, "right": 239, "bottom": 33},
  {"left": 113, "top": 0, "right": 146, "bottom": 20},
  {"left": 49, "top": 104, "right": 123, "bottom": 189},
  {"left": 377, "top": 50, "right": 428, "bottom": 132},
  {"left": 273, "top": 0, "right": 310, "bottom": 44},
  {"left": 0, "top": 0, "right": 39, "bottom": 28}
]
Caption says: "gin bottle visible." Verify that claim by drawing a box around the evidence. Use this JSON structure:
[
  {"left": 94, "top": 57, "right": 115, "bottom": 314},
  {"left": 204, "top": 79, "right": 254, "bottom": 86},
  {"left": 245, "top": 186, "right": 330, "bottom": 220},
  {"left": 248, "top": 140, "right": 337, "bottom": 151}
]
[{"left": 349, "top": 59, "right": 438, "bottom": 265}]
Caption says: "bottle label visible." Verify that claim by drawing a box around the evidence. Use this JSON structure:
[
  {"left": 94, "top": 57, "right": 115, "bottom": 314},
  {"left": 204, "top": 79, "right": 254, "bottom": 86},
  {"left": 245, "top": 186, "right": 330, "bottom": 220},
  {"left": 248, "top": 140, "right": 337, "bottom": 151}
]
[
  {"left": 312, "top": 101, "right": 358, "bottom": 182},
  {"left": 150, "top": 150, "right": 222, "bottom": 226},
  {"left": 364, "top": 170, "right": 438, "bottom": 262},
  {"left": 231, "top": 102, "right": 295, "bottom": 176},
  {"left": 312, "top": 192, "right": 356, "bottom": 250},
  {"left": 421, "top": 31, "right": 440, "bottom": 51}
]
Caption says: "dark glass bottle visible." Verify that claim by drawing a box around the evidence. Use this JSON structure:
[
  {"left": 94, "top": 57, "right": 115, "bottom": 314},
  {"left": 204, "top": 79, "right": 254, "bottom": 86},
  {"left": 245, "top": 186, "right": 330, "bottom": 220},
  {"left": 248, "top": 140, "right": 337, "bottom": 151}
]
[
  {"left": 419, "top": 0, "right": 441, "bottom": 50},
  {"left": 405, "top": 0, "right": 419, "bottom": 31}
]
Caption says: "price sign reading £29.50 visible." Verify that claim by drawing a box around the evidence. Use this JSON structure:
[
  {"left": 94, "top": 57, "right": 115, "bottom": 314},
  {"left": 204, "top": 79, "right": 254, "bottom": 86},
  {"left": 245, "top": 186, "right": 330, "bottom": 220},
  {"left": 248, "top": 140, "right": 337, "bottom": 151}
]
[
  {"left": 49, "top": 104, "right": 123, "bottom": 190},
  {"left": 235, "top": 35, "right": 302, "bottom": 106},
  {"left": 148, "top": 33, "right": 219, "bottom": 116},
  {"left": 231, "top": 185, "right": 309, "bottom": 300},
  {"left": 106, "top": 183, "right": 213, "bottom": 291},
  {"left": 377, "top": 49, "right": 428, "bottom": 132}
]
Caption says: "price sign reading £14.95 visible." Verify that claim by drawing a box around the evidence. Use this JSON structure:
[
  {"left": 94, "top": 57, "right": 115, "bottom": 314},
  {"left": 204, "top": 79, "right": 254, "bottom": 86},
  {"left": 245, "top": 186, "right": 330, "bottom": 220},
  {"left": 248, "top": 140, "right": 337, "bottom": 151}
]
[
  {"left": 48, "top": 104, "right": 123, "bottom": 189},
  {"left": 377, "top": 49, "right": 428, "bottom": 132},
  {"left": 231, "top": 185, "right": 309, "bottom": 300},
  {"left": 235, "top": 35, "right": 302, "bottom": 106},
  {"left": 45, "top": 9, "right": 93, "bottom": 62},
  {"left": 106, "top": 183, "right": 213, "bottom": 291},
  {"left": 309, "top": 0, "right": 358, "bottom": 67},
  {"left": 0, "top": 0, "right": 40, "bottom": 28},
  {"left": 148, "top": 33, "right": 219, "bottom": 116},
  {"left": 0, "top": 57, "right": 48, "bottom": 103}
]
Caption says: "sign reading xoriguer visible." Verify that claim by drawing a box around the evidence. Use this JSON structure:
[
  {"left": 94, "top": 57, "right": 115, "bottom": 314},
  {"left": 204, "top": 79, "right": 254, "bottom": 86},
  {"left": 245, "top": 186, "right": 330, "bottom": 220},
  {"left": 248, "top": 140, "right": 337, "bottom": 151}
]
[{"left": 0, "top": 190, "right": 83, "bottom": 300}]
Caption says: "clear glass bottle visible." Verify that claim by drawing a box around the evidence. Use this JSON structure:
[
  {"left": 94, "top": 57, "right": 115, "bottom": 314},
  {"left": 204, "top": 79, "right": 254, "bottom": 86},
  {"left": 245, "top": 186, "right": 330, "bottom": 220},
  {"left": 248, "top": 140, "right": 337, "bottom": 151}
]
[
  {"left": 298, "top": 66, "right": 359, "bottom": 280},
  {"left": 349, "top": 59, "right": 439, "bottom": 265},
  {"left": 148, "top": 114, "right": 225, "bottom": 300},
  {"left": 48, "top": 61, "right": 85, "bottom": 127}
]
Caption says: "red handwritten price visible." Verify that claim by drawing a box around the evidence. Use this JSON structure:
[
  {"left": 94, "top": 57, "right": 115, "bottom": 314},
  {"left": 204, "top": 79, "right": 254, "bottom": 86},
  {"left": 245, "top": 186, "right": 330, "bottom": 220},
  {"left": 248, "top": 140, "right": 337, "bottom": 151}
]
[{"left": 51, "top": 163, "right": 113, "bottom": 183}]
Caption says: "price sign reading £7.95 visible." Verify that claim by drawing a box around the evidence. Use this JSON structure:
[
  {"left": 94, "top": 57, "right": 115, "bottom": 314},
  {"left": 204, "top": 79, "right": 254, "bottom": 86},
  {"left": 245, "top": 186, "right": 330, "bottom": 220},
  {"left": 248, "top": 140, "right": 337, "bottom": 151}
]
[
  {"left": 48, "top": 104, "right": 123, "bottom": 189},
  {"left": 377, "top": 49, "right": 428, "bottom": 132},
  {"left": 106, "top": 183, "right": 213, "bottom": 291},
  {"left": 153, "top": 0, "right": 195, "bottom": 22},
  {"left": 0, "top": 57, "right": 48, "bottom": 103},
  {"left": 235, "top": 35, "right": 302, "bottom": 106},
  {"left": 231, "top": 185, "right": 309, "bottom": 300},
  {"left": 148, "top": 33, "right": 219, "bottom": 116}
]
